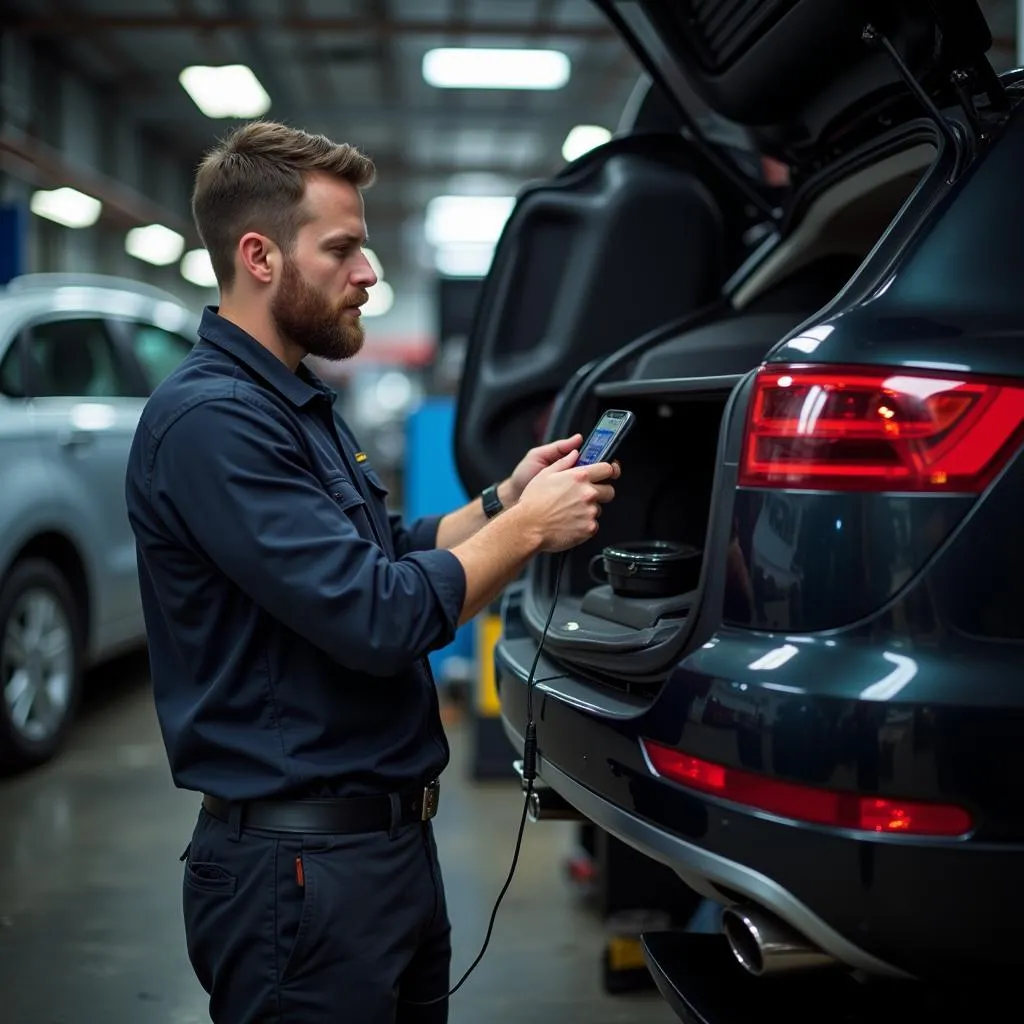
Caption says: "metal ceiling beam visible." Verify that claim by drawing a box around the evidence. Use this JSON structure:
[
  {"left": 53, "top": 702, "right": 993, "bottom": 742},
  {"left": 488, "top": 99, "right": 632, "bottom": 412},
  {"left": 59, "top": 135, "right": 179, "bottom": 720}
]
[
  {"left": 176, "top": 0, "right": 233, "bottom": 64},
  {"left": 485, "top": 0, "right": 565, "bottom": 129},
  {"left": 37, "top": 0, "right": 204, "bottom": 203},
  {"left": 284, "top": 0, "right": 333, "bottom": 102},
  {"left": 371, "top": 0, "right": 400, "bottom": 107},
  {"left": 2, "top": 13, "right": 616, "bottom": 39},
  {"left": 43, "top": 0, "right": 135, "bottom": 79},
  {"left": 366, "top": 0, "right": 415, "bottom": 196},
  {"left": 0, "top": 128, "right": 199, "bottom": 241},
  {"left": 221, "top": 0, "right": 305, "bottom": 125}
]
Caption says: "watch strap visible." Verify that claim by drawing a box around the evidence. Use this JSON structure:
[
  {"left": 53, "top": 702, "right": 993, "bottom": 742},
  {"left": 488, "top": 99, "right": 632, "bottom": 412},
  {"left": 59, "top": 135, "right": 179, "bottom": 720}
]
[{"left": 481, "top": 482, "right": 504, "bottom": 519}]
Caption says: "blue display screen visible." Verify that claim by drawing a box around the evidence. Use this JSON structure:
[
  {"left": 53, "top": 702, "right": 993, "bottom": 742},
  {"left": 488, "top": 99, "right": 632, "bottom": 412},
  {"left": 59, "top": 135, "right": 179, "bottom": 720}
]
[{"left": 578, "top": 426, "right": 616, "bottom": 466}]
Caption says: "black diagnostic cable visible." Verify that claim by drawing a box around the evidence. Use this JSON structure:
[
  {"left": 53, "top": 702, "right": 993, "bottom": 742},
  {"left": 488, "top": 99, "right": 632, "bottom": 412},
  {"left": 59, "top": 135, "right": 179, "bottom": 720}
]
[{"left": 409, "top": 551, "right": 568, "bottom": 1007}]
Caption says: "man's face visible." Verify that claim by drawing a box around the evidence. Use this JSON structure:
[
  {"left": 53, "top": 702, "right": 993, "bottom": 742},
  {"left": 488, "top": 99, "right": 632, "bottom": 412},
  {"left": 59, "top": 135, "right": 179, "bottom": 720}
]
[{"left": 270, "top": 173, "right": 378, "bottom": 362}]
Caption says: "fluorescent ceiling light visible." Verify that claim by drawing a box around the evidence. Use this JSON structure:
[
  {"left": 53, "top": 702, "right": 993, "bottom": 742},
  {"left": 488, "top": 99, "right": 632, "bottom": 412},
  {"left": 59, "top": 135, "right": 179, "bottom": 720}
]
[
  {"left": 179, "top": 64, "right": 271, "bottom": 118},
  {"left": 562, "top": 124, "right": 612, "bottom": 162},
  {"left": 29, "top": 187, "right": 102, "bottom": 229},
  {"left": 422, "top": 48, "right": 570, "bottom": 90},
  {"left": 362, "top": 281, "right": 394, "bottom": 318},
  {"left": 363, "top": 247, "right": 384, "bottom": 280},
  {"left": 126, "top": 224, "right": 186, "bottom": 266},
  {"left": 434, "top": 243, "right": 496, "bottom": 278},
  {"left": 180, "top": 248, "right": 218, "bottom": 288},
  {"left": 424, "top": 195, "right": 515, "bottom": 247}
]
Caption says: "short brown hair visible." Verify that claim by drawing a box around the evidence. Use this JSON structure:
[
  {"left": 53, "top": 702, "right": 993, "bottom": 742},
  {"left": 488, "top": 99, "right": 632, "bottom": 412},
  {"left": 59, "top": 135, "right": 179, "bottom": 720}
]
[{"left": 191, "top": 121, "right": 376, "bottom": 288}]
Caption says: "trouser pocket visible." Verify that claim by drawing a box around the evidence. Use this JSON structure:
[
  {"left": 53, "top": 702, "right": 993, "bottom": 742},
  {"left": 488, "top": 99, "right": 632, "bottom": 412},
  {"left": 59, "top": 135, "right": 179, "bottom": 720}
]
[
  {"left": 182, "top": 846, "right": 241, "bottom": 994},
  {"left": 180, "top": 810, "right": 289, "bottom": 1018}
]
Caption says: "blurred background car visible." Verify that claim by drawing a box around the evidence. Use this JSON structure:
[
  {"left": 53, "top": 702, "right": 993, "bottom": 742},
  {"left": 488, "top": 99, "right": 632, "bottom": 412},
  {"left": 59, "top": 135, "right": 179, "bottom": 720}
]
[{"left": 0, "top": 273, "right": 197, "bottom": 770}]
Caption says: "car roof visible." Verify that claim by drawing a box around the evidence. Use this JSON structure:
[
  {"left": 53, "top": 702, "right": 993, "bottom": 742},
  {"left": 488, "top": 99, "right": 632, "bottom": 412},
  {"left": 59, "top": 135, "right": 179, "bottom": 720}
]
[{"left": 0, "top": 274, "right": 200, "bottom": 340}]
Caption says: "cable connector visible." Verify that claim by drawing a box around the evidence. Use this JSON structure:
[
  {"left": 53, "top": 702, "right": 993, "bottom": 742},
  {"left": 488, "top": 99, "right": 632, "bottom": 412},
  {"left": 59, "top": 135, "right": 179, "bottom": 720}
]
[{"left": 522, "top": 720, "right": 538, "bottom": 784}]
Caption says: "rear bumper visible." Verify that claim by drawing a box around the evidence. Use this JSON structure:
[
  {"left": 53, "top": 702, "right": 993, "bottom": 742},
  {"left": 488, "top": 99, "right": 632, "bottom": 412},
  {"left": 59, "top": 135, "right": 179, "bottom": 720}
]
[
  {"left": 501, "top": 716, "right": 908, "bottom": 978},
  {"left": 496, "top": 630, "right": 1024, "bottom": 979}
]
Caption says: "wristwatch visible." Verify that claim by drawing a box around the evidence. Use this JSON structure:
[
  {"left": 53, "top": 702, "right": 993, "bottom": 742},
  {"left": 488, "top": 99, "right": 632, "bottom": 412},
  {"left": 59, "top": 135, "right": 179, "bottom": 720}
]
[{"left": 480, "top": 482, "right": 504, "bottom": 519}]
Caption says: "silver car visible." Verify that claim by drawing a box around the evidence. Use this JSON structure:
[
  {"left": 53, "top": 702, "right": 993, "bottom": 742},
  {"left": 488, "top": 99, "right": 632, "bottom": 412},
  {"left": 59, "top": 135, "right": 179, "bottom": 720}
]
[{"left": 0, "top": 273, "right": 199, "bottom": 771}]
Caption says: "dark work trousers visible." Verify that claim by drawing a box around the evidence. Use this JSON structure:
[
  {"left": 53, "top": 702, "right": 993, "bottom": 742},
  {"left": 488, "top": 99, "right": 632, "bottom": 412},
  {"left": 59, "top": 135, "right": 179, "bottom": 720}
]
[{"left": 181, "top": 806, "right": 451, "bottom": 1023}]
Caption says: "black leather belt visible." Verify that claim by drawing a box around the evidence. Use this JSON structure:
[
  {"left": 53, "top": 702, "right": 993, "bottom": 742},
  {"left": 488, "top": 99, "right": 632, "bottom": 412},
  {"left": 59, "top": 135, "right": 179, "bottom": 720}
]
[{"left": 201, "top": 779, "right": 440, "bottom": 835}]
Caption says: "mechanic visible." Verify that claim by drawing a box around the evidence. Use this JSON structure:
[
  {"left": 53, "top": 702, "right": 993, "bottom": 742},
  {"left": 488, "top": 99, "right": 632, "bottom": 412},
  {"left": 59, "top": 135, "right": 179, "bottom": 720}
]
[{"left": 124, "top": 120, "right": 619, "bottom": 1024}]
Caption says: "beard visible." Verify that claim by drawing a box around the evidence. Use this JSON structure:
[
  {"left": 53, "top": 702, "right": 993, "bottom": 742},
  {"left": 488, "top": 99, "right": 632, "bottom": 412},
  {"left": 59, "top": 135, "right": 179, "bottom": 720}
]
[{"left": 270, "top": 257, "right": 368, "bottom": 362}]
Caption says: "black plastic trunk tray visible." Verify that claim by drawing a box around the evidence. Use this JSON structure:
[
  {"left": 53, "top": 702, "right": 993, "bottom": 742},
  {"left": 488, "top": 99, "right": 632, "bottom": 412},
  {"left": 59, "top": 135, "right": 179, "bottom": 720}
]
[{"left": 581, "top": 585, "right": 696, "bottom": 629}]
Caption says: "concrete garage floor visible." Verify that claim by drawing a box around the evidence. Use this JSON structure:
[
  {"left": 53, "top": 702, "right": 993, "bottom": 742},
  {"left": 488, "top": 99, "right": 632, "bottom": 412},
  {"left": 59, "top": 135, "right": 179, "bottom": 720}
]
[{"left": 0, "top": 653, "right": 675, "bottom": 1024}]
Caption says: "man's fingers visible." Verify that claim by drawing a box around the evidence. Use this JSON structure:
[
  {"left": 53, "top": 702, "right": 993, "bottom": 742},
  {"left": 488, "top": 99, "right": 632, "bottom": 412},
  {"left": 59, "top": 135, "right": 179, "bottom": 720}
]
[
  {"left": 543, "top": 448, "right": 580, "bottom": 474},
  {"left": 580, "top": 460, "right": 618, "bottom": 482},
  {"left": 537, "top": 434, "right": 583, "bottom": 463},
  {"left": 592, "top": 484, "right": 616, "bottom": 504}
]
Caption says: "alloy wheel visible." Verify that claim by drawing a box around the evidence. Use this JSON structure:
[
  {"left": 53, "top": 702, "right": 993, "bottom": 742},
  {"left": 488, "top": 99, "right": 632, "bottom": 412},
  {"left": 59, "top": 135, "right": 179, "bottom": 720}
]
[{"left": 2, "top": 587, "right": 74, "bottom": 743}]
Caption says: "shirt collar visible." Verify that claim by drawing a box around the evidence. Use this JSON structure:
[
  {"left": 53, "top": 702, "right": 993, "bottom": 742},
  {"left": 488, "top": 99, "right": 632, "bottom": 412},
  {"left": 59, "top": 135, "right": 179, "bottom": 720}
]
[{"left": 197, "top": 306, "right": 335, "bottom": 409}]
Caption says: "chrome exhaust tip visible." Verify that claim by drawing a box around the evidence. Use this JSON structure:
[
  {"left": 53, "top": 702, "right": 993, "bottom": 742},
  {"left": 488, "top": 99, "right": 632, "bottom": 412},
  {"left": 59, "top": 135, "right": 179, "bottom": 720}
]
[{"left": 722, "top": 905, "right": 838, "bottom": 976}]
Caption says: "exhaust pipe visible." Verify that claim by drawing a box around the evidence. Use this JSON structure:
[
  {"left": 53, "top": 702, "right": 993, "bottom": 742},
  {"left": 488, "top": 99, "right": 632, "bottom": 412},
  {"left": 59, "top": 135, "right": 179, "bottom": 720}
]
[{"left": 722, "top": 905, "right": 838, "bottom": 976}]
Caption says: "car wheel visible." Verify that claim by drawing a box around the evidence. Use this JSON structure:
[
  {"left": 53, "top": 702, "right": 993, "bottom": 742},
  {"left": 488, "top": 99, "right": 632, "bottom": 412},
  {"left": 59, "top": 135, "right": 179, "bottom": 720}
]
[{"left": 0, "top": 559, "right": 84, "bottom": 772}]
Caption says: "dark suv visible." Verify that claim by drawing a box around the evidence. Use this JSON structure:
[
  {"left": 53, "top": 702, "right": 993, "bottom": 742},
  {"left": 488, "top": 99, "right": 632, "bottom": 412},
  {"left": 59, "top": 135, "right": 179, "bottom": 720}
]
[{"left": 452, "top": 0, "right": 1024, "bottom": 1015}]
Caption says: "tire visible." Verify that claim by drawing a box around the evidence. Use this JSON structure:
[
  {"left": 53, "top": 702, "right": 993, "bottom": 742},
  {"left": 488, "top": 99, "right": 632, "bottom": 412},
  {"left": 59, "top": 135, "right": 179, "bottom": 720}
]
[{"left": 0, "top": 559, "right": 84, "bottom": 772}]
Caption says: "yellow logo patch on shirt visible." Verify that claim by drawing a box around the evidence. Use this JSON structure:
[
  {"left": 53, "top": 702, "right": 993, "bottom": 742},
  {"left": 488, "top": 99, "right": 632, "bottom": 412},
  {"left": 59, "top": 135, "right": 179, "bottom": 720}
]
[{"left": 354, "top": 451, "right": 368, "bottom": 463}]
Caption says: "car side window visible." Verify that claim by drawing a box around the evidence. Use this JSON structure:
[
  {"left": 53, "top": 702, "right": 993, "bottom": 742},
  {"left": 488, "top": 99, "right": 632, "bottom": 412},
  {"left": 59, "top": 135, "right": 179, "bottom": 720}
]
[
  {"left": 0, "top": 338, "right": 26, "bottom": 398},
  {"left": 26, "top": 318, "right": 133, "bottom": 398},
  {"left": 125, "top": 323, "right": 193, "bottom": 391}
]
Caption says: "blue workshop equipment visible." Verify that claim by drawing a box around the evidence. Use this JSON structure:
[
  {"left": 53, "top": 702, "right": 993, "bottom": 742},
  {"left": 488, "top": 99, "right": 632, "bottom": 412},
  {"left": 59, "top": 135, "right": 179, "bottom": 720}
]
[
  {"left": 0, "top": 202, "right": 28, "bottom": 285},
  {"left": 403, "top": 396, "right": 474, "bottom": 686}
]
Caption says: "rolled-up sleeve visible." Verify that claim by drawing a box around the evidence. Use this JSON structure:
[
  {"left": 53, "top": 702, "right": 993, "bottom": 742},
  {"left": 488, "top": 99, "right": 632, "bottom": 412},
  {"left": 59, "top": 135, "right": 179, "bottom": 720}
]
[
  {"left": 389, "top": 513, "right": 444, "bottom": 556},
  {"left": 146, "top": 390, "right": 466, "bottom": 677}
]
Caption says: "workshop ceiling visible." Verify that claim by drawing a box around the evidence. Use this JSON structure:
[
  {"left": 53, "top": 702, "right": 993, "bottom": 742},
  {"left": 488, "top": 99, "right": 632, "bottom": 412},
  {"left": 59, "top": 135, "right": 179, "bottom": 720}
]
[
  {"left": 2, "top": 0, "right": 645, "bottom": 283},
  {"left": 2, "top": 0, "right": 1021, "bottom": 285}
]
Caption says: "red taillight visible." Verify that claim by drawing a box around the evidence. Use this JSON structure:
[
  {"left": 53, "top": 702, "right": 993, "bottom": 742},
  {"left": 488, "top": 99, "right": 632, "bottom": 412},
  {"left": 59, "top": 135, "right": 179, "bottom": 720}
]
[
  {"left": 641, "top": 740, "right": 973, "bottom": 837},
  {"left": 739, "top": 365, "right": 1024, "bottom": 492}
]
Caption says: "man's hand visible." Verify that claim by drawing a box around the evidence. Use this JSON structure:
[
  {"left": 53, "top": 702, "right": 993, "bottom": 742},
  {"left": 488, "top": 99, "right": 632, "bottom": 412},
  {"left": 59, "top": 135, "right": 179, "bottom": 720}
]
[
  {"left": 435, "top": 433, "right": 588, "bottom": 551},
  {"left": 451, "top": 447, "right": 620, "bottom": 623},
  {"left": 515, "top": 448, "right": 620, "bottom": 552},
  {"left": 499, "top": 434, "right": 584, "bottom": 507}
]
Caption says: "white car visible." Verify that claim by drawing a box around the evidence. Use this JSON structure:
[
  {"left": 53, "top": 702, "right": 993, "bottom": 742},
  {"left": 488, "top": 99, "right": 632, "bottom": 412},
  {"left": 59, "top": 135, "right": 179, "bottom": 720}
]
[{"left": 0, "top": 273, "right": 198, "bottom": 771}]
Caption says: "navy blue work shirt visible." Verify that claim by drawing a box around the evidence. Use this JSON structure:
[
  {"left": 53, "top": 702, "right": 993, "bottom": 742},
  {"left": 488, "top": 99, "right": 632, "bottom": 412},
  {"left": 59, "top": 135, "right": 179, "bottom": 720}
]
[{"left": 125, "top": 308, "right": 466, "bottom": 801}]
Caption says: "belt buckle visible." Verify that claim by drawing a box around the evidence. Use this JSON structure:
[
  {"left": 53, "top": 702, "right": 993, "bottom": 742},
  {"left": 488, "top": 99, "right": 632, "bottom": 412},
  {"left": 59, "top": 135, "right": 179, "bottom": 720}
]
[{"left": 421, "top": 779, "right": 440, "bottom": 821}]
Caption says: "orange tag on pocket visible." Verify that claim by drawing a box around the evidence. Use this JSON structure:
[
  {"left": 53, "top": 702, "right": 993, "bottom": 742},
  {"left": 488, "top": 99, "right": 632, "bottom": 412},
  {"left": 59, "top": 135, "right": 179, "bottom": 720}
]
[{"left": 295, "top": 855, "right": 305, "bottom": 887}]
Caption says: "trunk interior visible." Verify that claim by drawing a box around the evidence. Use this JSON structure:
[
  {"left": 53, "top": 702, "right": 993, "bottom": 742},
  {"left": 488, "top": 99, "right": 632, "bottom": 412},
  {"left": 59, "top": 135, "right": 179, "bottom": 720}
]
[{"left": 522, "top": 135, "right": 940, "bottom": 689}]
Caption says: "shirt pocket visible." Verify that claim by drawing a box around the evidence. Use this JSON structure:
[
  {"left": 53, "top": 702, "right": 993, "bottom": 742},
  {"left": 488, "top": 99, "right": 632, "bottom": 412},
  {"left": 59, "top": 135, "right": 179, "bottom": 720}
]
[
  {"left": 325, "top": 476, "right": 365, "bottom": 514},
  {"left": 325, "top": 475, "right": 389, "bottom": 550}
]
